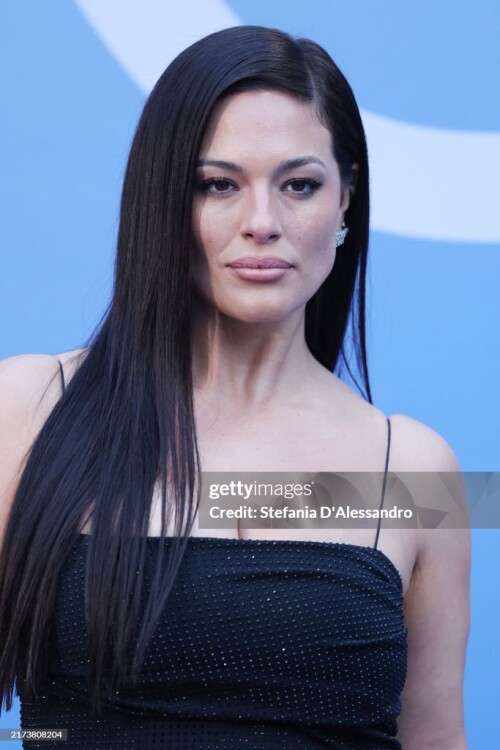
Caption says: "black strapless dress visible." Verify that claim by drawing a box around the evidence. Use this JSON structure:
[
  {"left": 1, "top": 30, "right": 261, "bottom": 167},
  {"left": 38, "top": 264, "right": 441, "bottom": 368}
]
[{"left": 18, "top": 535, "right": 408, "bottom": 749}]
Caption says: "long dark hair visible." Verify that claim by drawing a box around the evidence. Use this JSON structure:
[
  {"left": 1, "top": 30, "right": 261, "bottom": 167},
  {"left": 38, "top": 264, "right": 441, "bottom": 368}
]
[{"left": 0, "top": 25, "right": 371, "bottom": 714}]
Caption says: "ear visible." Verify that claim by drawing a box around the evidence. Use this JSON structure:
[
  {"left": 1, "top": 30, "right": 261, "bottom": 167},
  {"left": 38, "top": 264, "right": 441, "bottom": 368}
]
[{"left": 340, "top": 163, "right": 359, "bottom": 214}]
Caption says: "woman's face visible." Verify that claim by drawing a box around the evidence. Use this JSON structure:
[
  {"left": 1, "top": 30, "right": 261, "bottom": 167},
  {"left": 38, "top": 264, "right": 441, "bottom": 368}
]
[{"left": 191, "top": 89, "right": 352, "bottom": 323}]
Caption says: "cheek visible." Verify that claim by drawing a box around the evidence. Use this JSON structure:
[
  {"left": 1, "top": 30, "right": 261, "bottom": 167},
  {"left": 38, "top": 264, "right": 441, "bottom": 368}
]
[
  {"left": 293, "top": 208, "right": 339, "bottom": 290},
  {"left": 298, "top": 208, "right": 338, "bottom": 258},
  {"left": 192, "top": 205, "right": 209, "bottom": 252},
  {"left": 193, "top": 206, "right": 232, "bottom": 260}
]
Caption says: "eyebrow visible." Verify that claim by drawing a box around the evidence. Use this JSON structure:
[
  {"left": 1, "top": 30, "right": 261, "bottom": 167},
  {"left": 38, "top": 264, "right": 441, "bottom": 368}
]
[{"left": 196, "top": 156, "right": 327, "bottom": 175}]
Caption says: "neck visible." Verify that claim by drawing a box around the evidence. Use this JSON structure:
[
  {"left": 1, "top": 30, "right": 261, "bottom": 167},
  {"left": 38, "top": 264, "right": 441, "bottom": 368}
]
[{"left": 190, "top": 298, "right": 323, "bottom": 413}]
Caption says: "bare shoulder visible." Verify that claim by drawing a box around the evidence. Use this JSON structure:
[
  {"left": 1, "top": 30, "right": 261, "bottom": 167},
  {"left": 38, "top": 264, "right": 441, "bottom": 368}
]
[
  {"left": 55, "top": 346, "right": 90, "bottom": 385},
  {"left": 387, "top": 413, "right": 460, "bottom": 471},
  {"left": 0, "top": 347, "right": 88, "bottom": 406},
  {"left": 387, "top": 413, "right": 469, "bottom": 551},
  {"left": 0, "top": 352, "right": 64, "bottom": 409}
]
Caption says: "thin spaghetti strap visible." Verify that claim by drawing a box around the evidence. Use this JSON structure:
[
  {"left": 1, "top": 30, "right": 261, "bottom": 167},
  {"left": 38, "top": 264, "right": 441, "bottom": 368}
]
[
  {"left": 374, "top": 416, "right": 391, "bottom": 550},
  {"left": 56, "top": 359, "right": 66, "bottom": 396}
]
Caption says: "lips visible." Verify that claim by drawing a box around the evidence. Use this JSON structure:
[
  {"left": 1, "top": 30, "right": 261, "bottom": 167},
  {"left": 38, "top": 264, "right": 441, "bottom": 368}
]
[{"left": 228, "top": 256, "right": 292, "bottom": 269}]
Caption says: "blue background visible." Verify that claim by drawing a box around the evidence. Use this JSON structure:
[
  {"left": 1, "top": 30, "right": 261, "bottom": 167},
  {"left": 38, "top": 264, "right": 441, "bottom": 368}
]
[{"left": 1, "top": 1, "right": 498, "bottom": 746}]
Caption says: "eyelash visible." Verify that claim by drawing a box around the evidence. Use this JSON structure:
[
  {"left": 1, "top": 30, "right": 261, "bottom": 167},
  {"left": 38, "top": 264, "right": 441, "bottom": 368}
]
[{"left": 197, "top": 177, "right": 322, "bottom": 196}]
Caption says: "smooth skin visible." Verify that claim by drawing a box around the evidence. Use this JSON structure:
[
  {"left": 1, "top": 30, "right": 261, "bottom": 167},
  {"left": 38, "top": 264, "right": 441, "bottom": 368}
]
[{"left": 0, "top": 90, "right": 469, "bottom": 749}]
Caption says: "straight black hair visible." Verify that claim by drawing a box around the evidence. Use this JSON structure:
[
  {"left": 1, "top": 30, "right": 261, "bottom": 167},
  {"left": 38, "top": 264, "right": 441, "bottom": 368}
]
[{"left": 0, "top": 25, "right": 371, "bottom": 714}]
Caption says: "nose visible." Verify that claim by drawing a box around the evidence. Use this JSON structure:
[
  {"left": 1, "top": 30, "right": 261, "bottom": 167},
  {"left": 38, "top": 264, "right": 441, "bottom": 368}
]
[{"left": 240, "top": 187, "right": 282, "bottom": 244}]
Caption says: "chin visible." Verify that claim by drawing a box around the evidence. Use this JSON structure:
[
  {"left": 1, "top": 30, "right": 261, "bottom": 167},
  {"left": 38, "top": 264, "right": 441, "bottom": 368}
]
[
  {"left": 227, "top": 311, "right": 288, "bottom": 324},
  {"left": 194, "top": 286, "right": 311, "bottom": 324},
  {"left": 217, "top": 298, "right": 301, "bottom": 324}
]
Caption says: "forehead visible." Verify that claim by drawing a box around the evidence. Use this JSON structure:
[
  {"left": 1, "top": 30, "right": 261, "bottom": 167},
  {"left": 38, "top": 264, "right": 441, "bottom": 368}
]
[{"left": 199, "top": 89, "right": 334, "bottom": 162}]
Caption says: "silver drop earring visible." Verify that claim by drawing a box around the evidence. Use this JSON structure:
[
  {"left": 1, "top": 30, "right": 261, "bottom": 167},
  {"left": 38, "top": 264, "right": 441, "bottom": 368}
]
[{"left": 336, "top": 221, "right": 349, "bottom": 248}]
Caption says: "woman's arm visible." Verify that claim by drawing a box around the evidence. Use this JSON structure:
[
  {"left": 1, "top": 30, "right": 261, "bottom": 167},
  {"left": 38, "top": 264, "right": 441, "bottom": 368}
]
[
  {"left": 0, "top": 354, "right": 63, "bottom": 549},
  {"left": 390, "top": 415, "right": 471, "bottom": 750}
]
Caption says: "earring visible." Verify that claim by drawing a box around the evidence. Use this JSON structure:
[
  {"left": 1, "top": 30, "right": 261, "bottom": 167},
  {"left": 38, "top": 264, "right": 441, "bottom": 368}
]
[{"left": 336, "top": 221, "right": 349, "bottom": 248}]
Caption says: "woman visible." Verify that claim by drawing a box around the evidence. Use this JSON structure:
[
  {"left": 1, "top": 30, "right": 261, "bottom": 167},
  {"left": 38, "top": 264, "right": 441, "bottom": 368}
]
[{"left": 0, "top": 25, "right": 469, "bottom": 749}]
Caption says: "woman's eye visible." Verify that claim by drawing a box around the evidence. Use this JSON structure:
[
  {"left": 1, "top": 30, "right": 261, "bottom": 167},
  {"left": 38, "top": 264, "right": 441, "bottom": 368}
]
[
  {"left": 283, "top": 178, "right": 321, "bottom": 195},
  {"left": 198, "top": 178, "right": 235, "bottom": 194}
]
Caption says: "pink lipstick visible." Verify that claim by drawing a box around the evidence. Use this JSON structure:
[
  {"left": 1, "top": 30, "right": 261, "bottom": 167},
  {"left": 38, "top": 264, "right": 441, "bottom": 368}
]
[{"left": 228, "top": 256, "right": 292, "bottom": 282}]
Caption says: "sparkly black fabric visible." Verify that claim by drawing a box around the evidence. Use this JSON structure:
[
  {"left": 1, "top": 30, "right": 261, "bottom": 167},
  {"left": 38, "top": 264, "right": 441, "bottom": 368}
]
[
  {"left": 18, "top": 537, "right": 407, "bottom": 749},
  {"left": 17, "top": 363, "right": 408, "bottom": 748}
]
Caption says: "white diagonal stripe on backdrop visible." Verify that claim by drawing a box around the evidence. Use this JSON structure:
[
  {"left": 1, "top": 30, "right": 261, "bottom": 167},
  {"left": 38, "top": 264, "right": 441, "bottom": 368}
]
[{"left": 74, "top": 0, "right": 500, "bottom": 243}]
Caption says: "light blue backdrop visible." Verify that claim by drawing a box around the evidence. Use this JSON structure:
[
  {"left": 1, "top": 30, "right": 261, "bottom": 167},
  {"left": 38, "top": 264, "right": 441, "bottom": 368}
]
[{"left": 1, "top": 1, "right": 499, "bottom": 746}]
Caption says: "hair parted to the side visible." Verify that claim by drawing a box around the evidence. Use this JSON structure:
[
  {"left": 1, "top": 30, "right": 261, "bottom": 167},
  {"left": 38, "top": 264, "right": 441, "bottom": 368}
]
[{"left": 0, "top": 25, "right": 371, "bottom": 715}]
